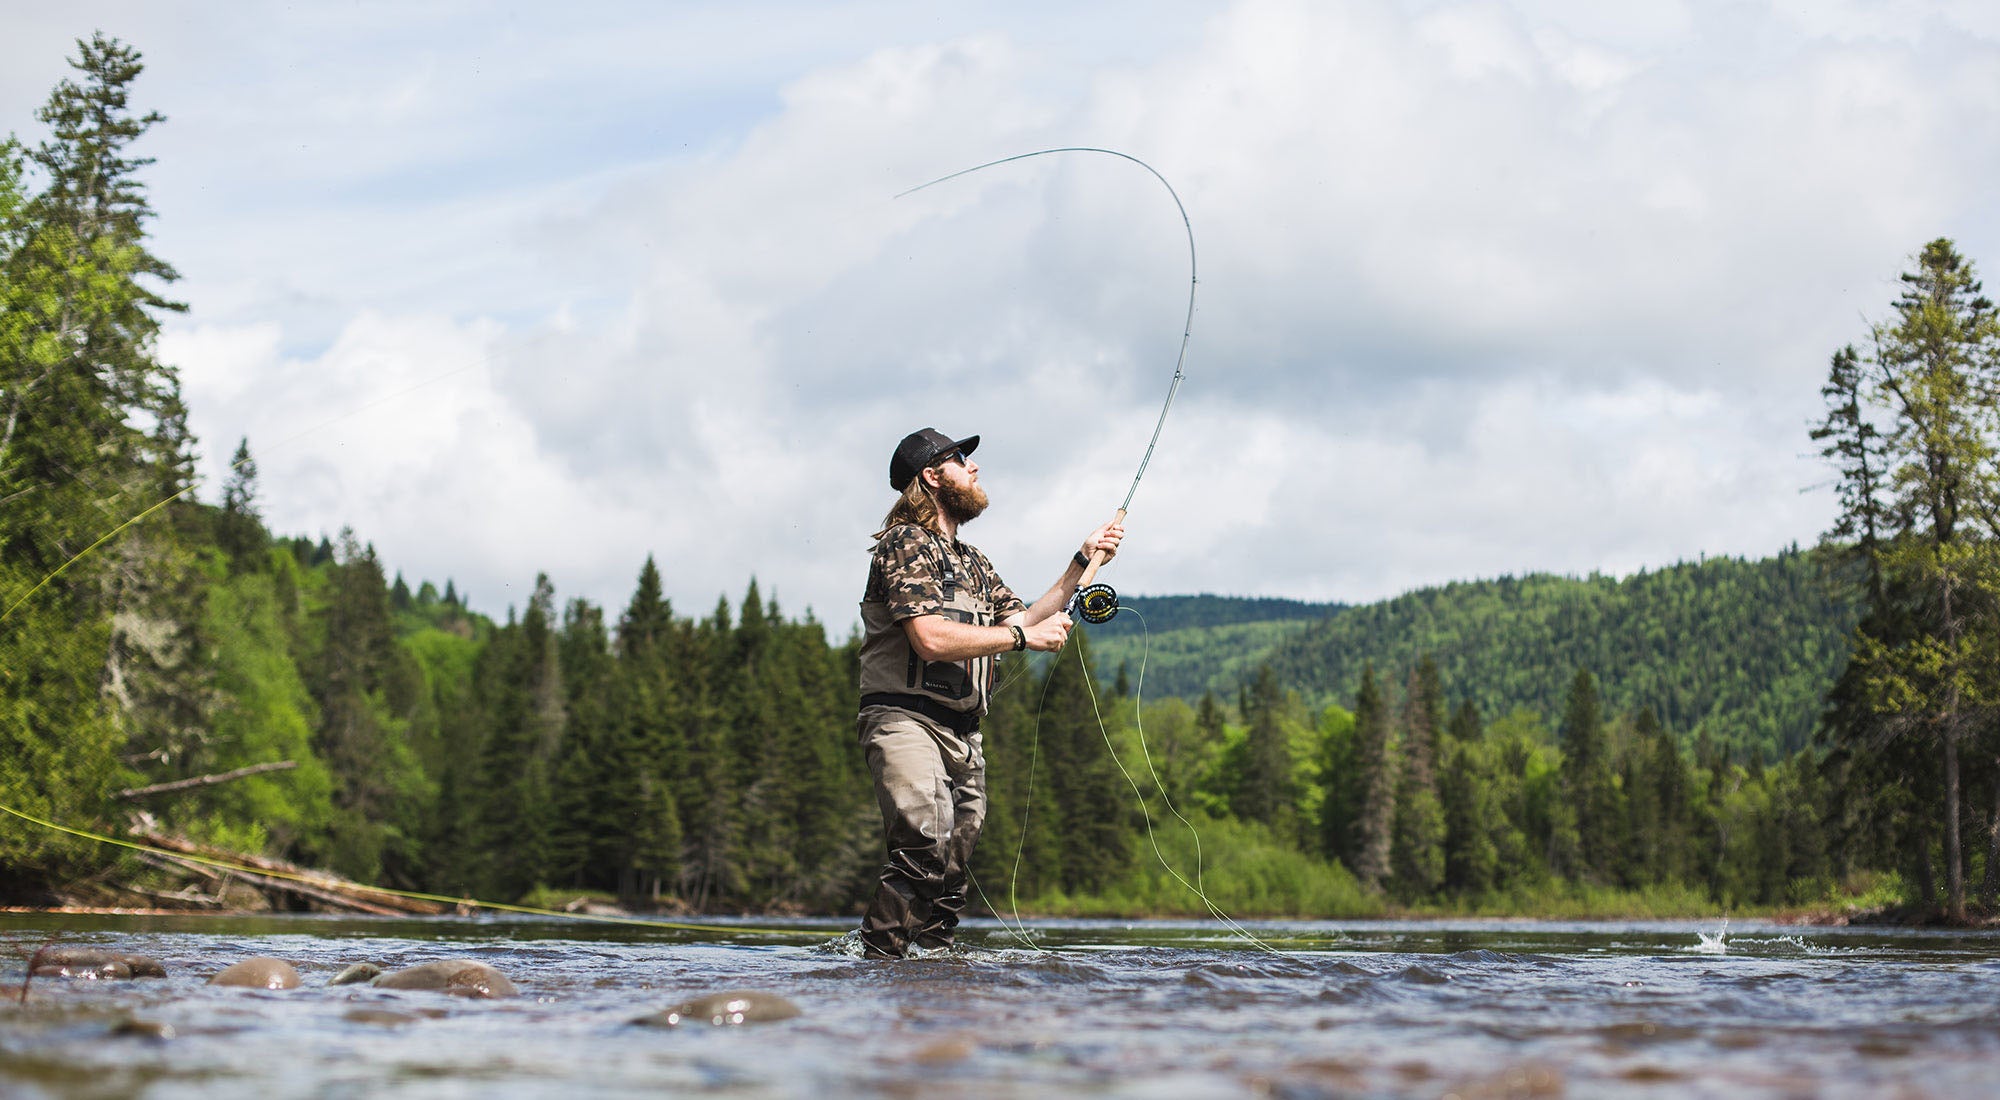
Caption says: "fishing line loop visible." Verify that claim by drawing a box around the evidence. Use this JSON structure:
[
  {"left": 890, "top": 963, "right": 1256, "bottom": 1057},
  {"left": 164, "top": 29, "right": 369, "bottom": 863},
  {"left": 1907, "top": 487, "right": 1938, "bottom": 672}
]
[{"left": 899, "top": 146, "right": 1197, "bottom": 622}]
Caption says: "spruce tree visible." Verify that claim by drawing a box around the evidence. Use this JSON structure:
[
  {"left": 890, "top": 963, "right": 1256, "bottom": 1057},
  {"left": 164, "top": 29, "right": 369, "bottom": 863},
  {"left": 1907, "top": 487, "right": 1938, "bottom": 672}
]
[
  {"left": 550, "top": 597, "right": 614, "bottom": 885},
  {"left": 1818, "top": 239, "right": 2000, "bottom": 919},
  {"left": 1439, "top": 702, "right": 1501, "bottom": 896},
  {"left": 1389, "top": 658, "right": 1446, "bottom": 899},
  {"left": 0, "top": 36, "right": 189, "bottom": 873},
  {"left": 1558, "top": 668, "right": 1618, "bottom": 882},
  {"left": 609, "top": 556, "right": 687, "bottom": 901},
  {"left": 218, "top": 437, "right": 266, "bottom": 569},
  {"left": 678, "top": 595, "right": 742, "bottom": 908},
  {"left": 311, "top": 531, "right": 411, "bottom": 880},
  {"left": 1811, "top": 346, "right": 1888, "bottom": 605},
  {"left": 1234, "top": 664, "right": 1296, "bottom": 829},
  {"left": 1348, "top": 664, "right": 1396, "bottom": 891},
  {"left": 469, "top": 574, "right": 564, "bottom": 898}
]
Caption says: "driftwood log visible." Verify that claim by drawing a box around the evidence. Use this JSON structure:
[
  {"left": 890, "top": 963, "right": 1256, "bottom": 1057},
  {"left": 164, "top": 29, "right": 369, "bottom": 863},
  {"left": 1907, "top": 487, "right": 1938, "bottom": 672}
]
[{"left": 125, "top": 827, "right": 449, "bottom": 916}]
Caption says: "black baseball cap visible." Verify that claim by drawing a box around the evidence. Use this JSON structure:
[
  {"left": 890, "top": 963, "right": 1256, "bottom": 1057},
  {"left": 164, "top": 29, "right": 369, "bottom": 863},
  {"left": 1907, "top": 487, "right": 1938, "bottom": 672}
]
[{"left": 890, "top": 427, "right": 980, "bottom": 491}]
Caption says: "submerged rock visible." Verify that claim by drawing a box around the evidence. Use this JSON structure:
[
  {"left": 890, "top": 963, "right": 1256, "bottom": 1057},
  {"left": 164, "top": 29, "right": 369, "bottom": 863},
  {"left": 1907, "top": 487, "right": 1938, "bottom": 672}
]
[
  {"left": 109, "top": 1018, "right": 176, "bottom": 1041},
  {"left": 29, "top": 947, "right": 166, "bottom": 980},
  {"left": 373, "top": 960, "right": 519, "bottom": 999},
  {"left": 329, "top": 962, "right": 383, "bottom": 986},
  {"left": 210, "top": 957, "right": 302, "bottom": 990},
  {"left": 634, "top": 990, "right": 801, "bottom": 1028}
]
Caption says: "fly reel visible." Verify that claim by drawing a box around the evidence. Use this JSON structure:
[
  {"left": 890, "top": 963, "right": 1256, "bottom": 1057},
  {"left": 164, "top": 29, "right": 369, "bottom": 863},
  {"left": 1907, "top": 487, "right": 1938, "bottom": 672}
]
[{"left": 1073, "top": 582, "right": 1120, "bottom": 625}]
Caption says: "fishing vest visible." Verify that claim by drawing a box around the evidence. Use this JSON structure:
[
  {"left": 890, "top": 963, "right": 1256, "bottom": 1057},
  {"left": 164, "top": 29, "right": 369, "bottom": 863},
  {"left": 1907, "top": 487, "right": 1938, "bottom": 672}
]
[{"left": 858, "top": 525, "right": 1005, "bottom": 723}]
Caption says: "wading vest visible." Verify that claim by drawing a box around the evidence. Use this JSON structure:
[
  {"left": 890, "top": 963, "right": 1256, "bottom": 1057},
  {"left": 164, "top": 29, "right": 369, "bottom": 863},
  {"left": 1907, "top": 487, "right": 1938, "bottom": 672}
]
[{"left": 858, "top": 525, "right": 1006, "bottom": 721}]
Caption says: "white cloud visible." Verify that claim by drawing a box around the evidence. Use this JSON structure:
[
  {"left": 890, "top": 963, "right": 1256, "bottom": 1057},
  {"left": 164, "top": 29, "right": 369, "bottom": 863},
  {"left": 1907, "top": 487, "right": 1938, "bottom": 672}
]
[{"left": 17, "top": 0, "right": 2000, "bottom": 630}]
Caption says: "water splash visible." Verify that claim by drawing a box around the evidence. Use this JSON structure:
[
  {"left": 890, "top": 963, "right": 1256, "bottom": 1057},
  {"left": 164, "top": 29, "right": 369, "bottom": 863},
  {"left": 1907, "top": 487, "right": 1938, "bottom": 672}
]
[{"left": 1693, "top": 918, "right": 1729, "bottom": 955}]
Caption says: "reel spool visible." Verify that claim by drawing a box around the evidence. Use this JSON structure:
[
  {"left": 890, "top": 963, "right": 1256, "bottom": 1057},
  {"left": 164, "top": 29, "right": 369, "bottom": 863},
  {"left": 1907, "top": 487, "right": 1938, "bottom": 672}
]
[{"left": 1073, "top": 583, "right": 1120, "bottom": 625}]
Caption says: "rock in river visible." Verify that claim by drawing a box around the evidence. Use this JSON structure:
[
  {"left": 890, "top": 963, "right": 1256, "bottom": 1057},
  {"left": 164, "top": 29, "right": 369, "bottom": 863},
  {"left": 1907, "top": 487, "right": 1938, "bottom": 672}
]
[
  {"left": 635, "top": 990, "right": 802, "bottom": 1028},
  {"left": 30, "top": 947, "right": 166, "bottom": 980},
  {"left": 329, "top": 962, "right": 382, "bottom": 986},
  {"left": 373, "top": 960, "right": 519, "bottom": 999},
  {"left": 210, "top": 957, "right": 302, "bottom": 989}
]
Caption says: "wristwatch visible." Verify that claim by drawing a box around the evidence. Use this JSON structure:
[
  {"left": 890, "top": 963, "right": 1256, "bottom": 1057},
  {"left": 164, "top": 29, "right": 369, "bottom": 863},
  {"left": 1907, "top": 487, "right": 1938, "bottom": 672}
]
[{"left": 1073, "top": 550, "right": 1091, "bottom": 569}]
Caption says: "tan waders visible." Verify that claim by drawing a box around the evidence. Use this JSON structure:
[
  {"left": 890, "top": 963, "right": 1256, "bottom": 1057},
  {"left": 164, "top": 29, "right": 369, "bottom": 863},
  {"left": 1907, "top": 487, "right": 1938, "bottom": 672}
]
[{"left": 857, "top": 704, "right": 987, "bottom": 959}]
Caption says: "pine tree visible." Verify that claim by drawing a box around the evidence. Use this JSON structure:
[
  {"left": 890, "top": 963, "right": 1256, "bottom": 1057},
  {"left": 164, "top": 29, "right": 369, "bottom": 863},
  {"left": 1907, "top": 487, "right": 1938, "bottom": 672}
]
[
  {"left": 1820, "top": 239, "right": 2000, "bottom": 920},
  {"left": 679, "top": 595, "right": 742, "bottom": 908},
  {"left": 1234, "top": 664, "right": 1296, "bottom": 829},
  {"left": 0, "top": 37, "right": 189, "bottom": 874},
  {"left": 610, "top": 556, "right": 688, "bottom": 901},
  {"left": 1811, "top": 346, "right": 1888, "bottom": 604},
  {"left": 311, "top": 531, "right": 409, "bottom": 880},
  {"left": 550, "top": 597, "right": 614, "bottom": 885},
  {"left": 1624, "top": 707, "right": 1692, "bottom": 886},
  {"left": 1348, "top": 664, "right": 1396, "bottom": 890},
  {"left": 1558, "top": 668, "right": 1618, "bottom": 882},
  {"left": 1439, "top": 701, "right": 1501, "bottom": 895},
  {"left": 1389, "top": 657, "right": 1446, "bottom": 899},
  {"left": 218, "top": 437, "right": 266, "bottom": 569}
]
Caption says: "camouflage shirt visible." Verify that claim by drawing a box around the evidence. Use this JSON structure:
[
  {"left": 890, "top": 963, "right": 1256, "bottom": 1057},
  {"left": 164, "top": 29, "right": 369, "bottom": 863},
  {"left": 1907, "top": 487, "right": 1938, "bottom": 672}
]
[{"left": 858, "top": 524, "right": 1026, "bottom": 716}]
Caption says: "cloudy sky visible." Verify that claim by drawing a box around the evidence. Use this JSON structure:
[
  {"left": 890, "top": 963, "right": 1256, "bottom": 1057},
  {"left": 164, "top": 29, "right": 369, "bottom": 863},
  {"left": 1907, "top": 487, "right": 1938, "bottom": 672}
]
[{"left": 7, "top": 0, "right": 1999, "bottom": 630}]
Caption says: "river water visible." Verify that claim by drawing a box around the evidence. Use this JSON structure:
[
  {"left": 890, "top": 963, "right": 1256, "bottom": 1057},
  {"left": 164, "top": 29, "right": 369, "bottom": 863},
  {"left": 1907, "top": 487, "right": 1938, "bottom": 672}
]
[{"left": 2, "top": 912, "right": 1995, "bottom": 1097}]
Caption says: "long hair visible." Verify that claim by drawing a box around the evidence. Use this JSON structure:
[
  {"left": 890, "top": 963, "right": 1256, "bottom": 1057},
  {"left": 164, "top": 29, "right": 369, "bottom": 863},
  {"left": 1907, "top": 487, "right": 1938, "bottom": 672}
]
[{"left": 875, "top": 476, "right": 943, "bottom": 540}]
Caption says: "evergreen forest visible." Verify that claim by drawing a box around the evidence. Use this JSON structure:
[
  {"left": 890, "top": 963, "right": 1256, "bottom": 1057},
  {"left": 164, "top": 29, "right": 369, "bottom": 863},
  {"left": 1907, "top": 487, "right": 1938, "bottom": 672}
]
[
  {"left": 5, "top": 36, "right": 1999, "bottom": 923},
  {"left": 1092, "top": 553, "right": 1859, "bottom": 761}
]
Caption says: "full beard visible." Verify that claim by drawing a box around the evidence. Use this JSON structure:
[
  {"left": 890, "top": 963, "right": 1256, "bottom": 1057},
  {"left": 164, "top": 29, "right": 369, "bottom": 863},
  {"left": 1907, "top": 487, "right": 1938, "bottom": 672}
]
[{"left": 936, "top": 478, "right": 989, "bottom": 525}]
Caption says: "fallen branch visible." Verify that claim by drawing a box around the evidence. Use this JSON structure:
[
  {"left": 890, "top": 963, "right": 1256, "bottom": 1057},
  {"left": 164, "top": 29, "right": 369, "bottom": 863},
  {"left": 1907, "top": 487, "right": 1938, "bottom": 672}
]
[
  {"left": 141, "top": 852, "right": 408, "bottom": 916},
  {"left": 127, "top": 828, "right": 447, "bottom": 915},
  {"left": 117, "top": 760, "right": 297, "bottom": 800},
  {"left": 116, "top": 881, "right": 226, "bottom": 909}
]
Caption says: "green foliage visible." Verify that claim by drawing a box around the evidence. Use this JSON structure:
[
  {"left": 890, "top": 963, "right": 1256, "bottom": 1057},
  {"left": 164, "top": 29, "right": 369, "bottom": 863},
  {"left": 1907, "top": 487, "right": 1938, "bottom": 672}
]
[
  {"left": 1388, "top": 658, "right": 1446, "bottom": 900},
  {"left": 1343, "top": 664, "right": 1395, "bottom": 890},
  {"left": 1094, "top": 554, "right": 1857, "bottom": 762},
  {"left": 0, "top": 35, "right": 186, "bottom": 880},
  {"left": 1816, "top": 238, "right": 2000, "bottom": 920},
  {"left": 187, "top": 568, "right": 333, "bottom": 851},
  {"left": 1004, "top": 813, "right": 1380, "bottom": 919}
]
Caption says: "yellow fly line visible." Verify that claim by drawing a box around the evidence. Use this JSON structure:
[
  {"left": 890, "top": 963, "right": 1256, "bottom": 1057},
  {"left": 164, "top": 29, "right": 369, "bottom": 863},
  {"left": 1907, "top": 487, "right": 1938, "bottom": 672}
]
[{"left": 0, "top": 802, "right": 842, "bottom": 939}]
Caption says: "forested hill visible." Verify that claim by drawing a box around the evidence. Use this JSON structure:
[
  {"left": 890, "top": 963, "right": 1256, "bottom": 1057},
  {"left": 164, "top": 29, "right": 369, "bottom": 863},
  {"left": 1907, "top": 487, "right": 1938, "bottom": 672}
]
[{"left": 1091, "top": 550, "right": 1860, "bottom": 758}]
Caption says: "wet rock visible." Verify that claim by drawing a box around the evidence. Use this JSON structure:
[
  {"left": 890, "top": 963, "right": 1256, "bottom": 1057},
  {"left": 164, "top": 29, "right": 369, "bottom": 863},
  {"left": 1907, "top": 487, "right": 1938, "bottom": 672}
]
[
  {"left": 110, "top": 1018, "right": 175, "bottom": 1041},
  {"left": 121, "top": 956, "right": 168, "bottom": 978},
  {"left": 210, "top": 957, "right": 302, "bottom": 990},
  {"left": 28, "top": 948, "right": 163, "bottom": 980},
  {"left": 32, "top": 959, "right": 129, "bottom": 980},
  {"left": 634, "top": 990, "right": 801, "bottom": 1028},
  {"left": 329, "top": 962, "right": 382, "bottom": 986},
  {"left": 373, "top": 960, "right": 519, "bottom": 999},
  {"left": 910, "top": 1035, "right": 977, "bottom": 1065}
]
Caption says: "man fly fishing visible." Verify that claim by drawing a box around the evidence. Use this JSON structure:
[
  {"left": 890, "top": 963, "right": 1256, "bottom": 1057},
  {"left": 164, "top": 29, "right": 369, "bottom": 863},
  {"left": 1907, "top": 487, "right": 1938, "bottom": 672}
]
[{"left": 855, "top": 427, "right": 1124, "bottom": 959}]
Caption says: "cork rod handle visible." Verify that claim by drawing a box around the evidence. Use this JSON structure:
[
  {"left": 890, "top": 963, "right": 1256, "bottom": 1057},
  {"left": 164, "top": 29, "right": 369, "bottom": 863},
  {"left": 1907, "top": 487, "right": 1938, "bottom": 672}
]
[{"left": 1076, "top": 509, "right": 1127, "bottom": 589}]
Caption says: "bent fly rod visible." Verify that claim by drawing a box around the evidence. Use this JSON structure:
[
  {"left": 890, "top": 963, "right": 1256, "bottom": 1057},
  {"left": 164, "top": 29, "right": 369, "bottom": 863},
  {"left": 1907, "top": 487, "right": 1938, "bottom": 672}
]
[{"left": 896, "top": 147, "right": 1196, "bottom": 625}]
